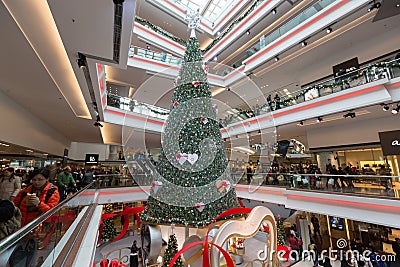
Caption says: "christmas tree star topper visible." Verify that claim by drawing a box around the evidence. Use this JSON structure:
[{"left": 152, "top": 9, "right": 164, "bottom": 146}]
[{"left": 185, "top": 8, "right": 200, "bottom": 37}]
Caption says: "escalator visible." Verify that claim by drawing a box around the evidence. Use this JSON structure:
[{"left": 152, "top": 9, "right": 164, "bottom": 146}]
[{"left": 0, "top": 182, "right": 102, "bottom": 267}]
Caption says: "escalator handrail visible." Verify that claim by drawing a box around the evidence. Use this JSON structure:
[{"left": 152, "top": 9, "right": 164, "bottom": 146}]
[{"left": 0, "top": 181, "right": 96, "bottom": 255}]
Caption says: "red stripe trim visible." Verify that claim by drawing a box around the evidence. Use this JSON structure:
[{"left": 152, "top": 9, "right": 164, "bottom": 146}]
[
  {"left": 98, "top": 188, "right": 147, "bottom": 195},
  {"left": 105, "top": 108, "right": 165, "bottom": 125},
  {"left": 200, "top": 21, "right": 212, "bottom": 30},
  {"left": 222, "top": 84, "right": 382, "bottom": 132},
  {"left": 165, "top": 0, "right": 185, "bottom": 13},
  {"left": 134, "top": 57, "right": 180, "bottom": 70},
  {"left": 387, "top": 81, "right": 400, "bottom": 88},
  {"left": 288, "top": 194, "right": 400, "bottom": 211},
  {"left": 101, "top": 95, "right": 106, "bottom": 107},
  {"left": 207, "top": 0, "right": 272, "bottom": 56},
  {"left": 208, "top": 73, "right": 224, "bottom": 81},
  {"left": 135, "top": 23, "right": 185, "bottom": 51},
  {"left": 225, "top": 65, "right": 245, "bottom": 79},
  {"left": 269, "top": 84, "right": 381, "bottom": 119},
  {"left": 245, "top": 0, "right": 349, "bottom": 65},
  {"left": 236, "top": 186, "right": 284, "bottom": 195},
  {"left": 214, "top": 1, "right": 244, "bottom": 30}
]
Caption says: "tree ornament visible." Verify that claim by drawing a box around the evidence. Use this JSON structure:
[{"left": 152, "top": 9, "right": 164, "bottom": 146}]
[
  {"left": 203, "top": 63, "right": 209, "bottom": 74},
  {"left": 192, "top": 81, "right": 199, "bottom": 87},
  {"left": 216, "top": 180, "right": 231, "bottom": 193},
  {"left": 176, "top": 153, "right": 188, "bottom": 165},
  {"left": 195, "top": 202, "right": 205, "bottom": 212},
  {"left": 201, "top": 117, "right": 209, "bottom": 124},
  {"left": 187, "top": 153, "right": 198, "bottom": 165},
  {"left": 151, "top": 181, "right": 163, "bottom": 194},
  {"left": 173, "top": 101, "right": 179, "bottom": 108}
]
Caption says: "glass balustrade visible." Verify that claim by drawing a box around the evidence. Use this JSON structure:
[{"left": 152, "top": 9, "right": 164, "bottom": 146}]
[
  {"left": 235, "top": 0, "right": 337, "bottom": 67},
  {"left": 107, "top": 57, "right": 399, "bottom": 127},
  {"left": 129, "top": 46, "right": 182, "bottom": 66},
  {"left": 235, "top": 172, "right": 400, "bottom": 199},
  {"left": 220, "top": 62, "right": 393, "bottom": 126},
  {"left": 107, "top": 93, "right": 169, "bottom": 120},
  {"left": 84, "top": 164, "right": 400, "bottom": 200},
  {"left": 0, "top": 183, "right": 96, "bottom": 267}
]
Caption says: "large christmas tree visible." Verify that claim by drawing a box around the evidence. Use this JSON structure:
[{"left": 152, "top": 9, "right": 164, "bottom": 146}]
[
  {"left": 141, "top": 17, "right": 240, "bottom": 227},
  {"left": 162, "top": 234, "right": 183, "bottom": 267}
]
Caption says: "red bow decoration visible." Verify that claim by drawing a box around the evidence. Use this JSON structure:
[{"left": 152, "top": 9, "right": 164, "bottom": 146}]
[{"left": 99, "top": 206, "right": 145, "bottom": 242}]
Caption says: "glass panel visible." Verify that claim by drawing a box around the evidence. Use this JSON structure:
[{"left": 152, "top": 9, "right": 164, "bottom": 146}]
[
  {"left": 234, "top": 172, "right": 400, "bottom": 199},
  {"left": 235, "top": 0, "right": 336, "bottom": 66},
  {"left": 0, "top": 184, "right": 96, "bottom": 266}
]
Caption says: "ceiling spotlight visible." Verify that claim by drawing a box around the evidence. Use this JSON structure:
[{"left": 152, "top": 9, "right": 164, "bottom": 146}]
[
  {"left": 317, "top": 117, "right": 323, "bottom": 123},
  {"left": 343, "top": 112, "right": 356, "bottom": 118},
  {"left": 326, "top": 27, "right": 332, "bottom": 34},
  {"left": 77, "top": 53, "right": 87, "bottom": 69},
  {"left": 246, "top": 30, "right": 251, "bottom": 35},
  {"left": 382, "top": 104, "right": 390, "bottom": 111},
  {"left": 297, "top": 121, "right": 304, "bottom": 126},
  {"left": 274, "top": 56, "right": 280, "bottom": 62},
  {"left": 396, "top": 4, "right": 400, "bottom": 7},
  {"left": 392, "top": 105, "right": 400, "bottom": 114},
  {"left": 216, "top": 31, "right": 221, "bottom": 36},
  {"left": 301, "top": 41, "right": 308, "bottom": 47},
  {"left": 214, "top": 55, "right": 218, "bottom": 61},
  {"left": 271, "top": 9, "right": 277, "bottom": 14}
]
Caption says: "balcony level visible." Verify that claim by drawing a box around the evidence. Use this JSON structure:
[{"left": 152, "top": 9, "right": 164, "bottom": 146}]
[
  {"left": 75, "top": 181, "right": 400, "bottom": 229},
  {"left": 101, "top": 63, "right": 400, "bottom": 139}
]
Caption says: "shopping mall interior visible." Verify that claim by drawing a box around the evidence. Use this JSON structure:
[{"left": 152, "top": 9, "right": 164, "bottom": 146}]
[{"left": 0, "top": 0, "right": 400, "bottom": 266}]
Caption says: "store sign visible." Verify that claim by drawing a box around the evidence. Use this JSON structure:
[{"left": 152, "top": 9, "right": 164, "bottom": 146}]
[
  {"left": 379, "top": 130, "right": 400, "bottom": 156},
  {"left": 85, "top": 154, "right": 99, "bottom": 165}
]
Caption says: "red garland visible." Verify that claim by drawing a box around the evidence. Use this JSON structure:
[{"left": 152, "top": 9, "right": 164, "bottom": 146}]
[
  {"left": 168, "top": 207, "right": 253, "bottom": 267},
  {"left": 99, "top": 206, "right": 146, "bottom": 242}
]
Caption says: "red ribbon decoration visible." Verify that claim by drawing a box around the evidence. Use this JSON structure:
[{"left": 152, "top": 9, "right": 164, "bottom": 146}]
[
  {"left": 168, "top": 241, "right": 235, "bottom": 267},
  {"left": 237, "top": 198, "right": 245, "bottom": 208},
  {"left": 202, "top": 207, "right": 252, "bottom": 267},
  {"left": 168, "top": 207, "right": 252, "bottom": 267},
  {"left": 99, "top": 206, "right": 145, "bottom": 242}
]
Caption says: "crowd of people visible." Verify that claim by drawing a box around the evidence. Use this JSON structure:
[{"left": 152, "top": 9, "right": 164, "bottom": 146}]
[{"left": 0, "top": 165, "right": 104, "bottom": 242}]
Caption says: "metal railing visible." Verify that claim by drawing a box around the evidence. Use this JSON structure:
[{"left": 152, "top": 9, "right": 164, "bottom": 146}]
[
  {"left": 0, "top": 182, "right": 95, "bottom": 266},
  {"left": 237, "top": 172, "right": 400, "bottom": 199},
  {"left": 90, "top": 169, "right": 399, "bottom": 200},
  {"left": 107, "top": 93, "right": 169, "bottom": 120},
  {"left": 128, "top": 45, "right": 182, "bottom": 66},
  {"left": 234, "top": 0, "right": 337, "bottom": 67},
  {"left": 220, "top": 60, "right": 397, "bottom": 126}
]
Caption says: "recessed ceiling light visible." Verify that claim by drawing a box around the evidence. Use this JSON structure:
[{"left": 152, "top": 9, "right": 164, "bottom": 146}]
[{"left": 396, "top": 3, "right": 400, "bottom": 7}]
